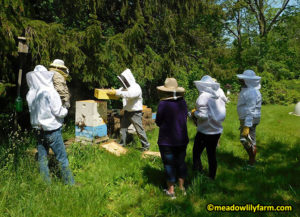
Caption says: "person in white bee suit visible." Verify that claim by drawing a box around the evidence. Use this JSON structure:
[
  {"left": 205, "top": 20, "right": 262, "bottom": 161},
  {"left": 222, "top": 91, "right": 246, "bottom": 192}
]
[
  {"left": 237, "top": 70, "right": 262, "bottom": 165},
  {"left": 107, "top": 69, "right": 150, "bottom": 151},
  {"left": 26, "top": 65, "right": 75, "bottom": 185},
  {"left": 192, "top": 75, "right": 227, "bottom": 179}
]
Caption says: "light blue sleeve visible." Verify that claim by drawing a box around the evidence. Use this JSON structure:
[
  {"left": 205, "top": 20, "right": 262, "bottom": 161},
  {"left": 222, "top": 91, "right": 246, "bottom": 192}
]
[{"left": 244, "top": 90, "right": 257, "bottom": 127}]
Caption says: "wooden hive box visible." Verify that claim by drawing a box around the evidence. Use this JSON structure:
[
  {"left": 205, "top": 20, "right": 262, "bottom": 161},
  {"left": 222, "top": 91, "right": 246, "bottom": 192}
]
[{"left": 94, "top": 89, "right": 120, "bottom": 100}]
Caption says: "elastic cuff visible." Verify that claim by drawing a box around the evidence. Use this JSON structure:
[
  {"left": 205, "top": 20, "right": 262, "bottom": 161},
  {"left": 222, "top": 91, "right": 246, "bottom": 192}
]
[{"left": 116, "top": 89, "right": 121, "bottom": 96}]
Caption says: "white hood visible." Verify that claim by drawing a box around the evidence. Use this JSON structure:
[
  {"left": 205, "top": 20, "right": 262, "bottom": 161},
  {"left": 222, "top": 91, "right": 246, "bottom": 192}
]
[
  {"left": 26, "top": 65, "right": 54, "bottom": 110},
  {"left": 194, "top": 75, "right": 220, "bottom": 99},
  {"left": 116, "top": 69, "right": 143, "bottom": 111},
  {"left": 193, "top": 75, "right": 227, "bottom": 134},
  {"left": 117, "top": 69, "right": 136, "bottom": 89},
  {"left": 26, "top": 65, "right": 67, "bottom": 130}
]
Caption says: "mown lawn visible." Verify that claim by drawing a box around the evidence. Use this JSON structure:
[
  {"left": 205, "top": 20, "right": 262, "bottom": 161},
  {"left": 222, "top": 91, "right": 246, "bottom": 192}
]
[{"left": 0, "top": 103, "right": 299, "bottom": 217}]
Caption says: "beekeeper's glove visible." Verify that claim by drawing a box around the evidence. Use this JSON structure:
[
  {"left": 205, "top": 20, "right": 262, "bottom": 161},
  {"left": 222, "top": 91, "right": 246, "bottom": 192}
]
[
  {"left": 107, "top": 88, "right": 116, "bottom": 95},
  {"left": 191, "top": 108, "right": 196, "bottom": 116},
  {"left": 241, "top": 126, "right": 250, "bottom": 137}
]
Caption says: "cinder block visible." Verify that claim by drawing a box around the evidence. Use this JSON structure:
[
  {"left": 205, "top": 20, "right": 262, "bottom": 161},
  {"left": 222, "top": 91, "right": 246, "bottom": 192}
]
[{"left": 75, "top": 100, "right": 107, "bottom": 126}]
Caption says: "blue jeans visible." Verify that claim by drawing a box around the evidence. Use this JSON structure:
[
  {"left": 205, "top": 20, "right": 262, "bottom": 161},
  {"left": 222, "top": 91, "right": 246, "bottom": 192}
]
[
  {"left": 37, "top": 128, "right": 74, "bottom": 185},
  {"left": 159, "top": 145, "right": 187, "bottom": 183}
]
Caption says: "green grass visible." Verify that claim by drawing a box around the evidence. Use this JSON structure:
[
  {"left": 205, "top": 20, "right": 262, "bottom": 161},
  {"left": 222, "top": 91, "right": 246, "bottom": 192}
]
[{"left": 0, "top": 103, "right": 299, "bottom": 217}]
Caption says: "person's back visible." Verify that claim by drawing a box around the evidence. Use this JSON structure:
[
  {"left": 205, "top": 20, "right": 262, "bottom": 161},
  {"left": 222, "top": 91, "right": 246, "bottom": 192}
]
[
  {"left": 26, "top": 65, "right": 74, "bottom": 185},
  {"left": 27, "top": 66, "right": 67, "bottom": 131},
  {"left": 194, "top": 77, "right": 226, "bottom": 135},
  {"left": 237, "top": 83, "right": 262, "bottom": 125},
  {"left": 155, "top": 78, "right": 188, "bottom": 198},
  {"left": 192, "top": 75, "right": 226, "bottom": 179},
  {"left": 156, "top": 97, "right": 189, "bottom": 146}
]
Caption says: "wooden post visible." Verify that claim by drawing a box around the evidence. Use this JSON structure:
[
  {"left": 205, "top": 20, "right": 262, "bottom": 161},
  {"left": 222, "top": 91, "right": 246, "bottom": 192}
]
[
  {"left": 16, "top": 36, "right": 28, "bottom": 98},
  {"left": 14, "top": 36, "right": 29, "bottom": 127}
]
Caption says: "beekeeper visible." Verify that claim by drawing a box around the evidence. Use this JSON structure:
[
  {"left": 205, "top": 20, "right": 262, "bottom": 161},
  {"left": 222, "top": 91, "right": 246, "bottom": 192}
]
[
  {"left": 49, "top": 59, "right": 71, "bottom": 109},
  {"left": 26, "top": 65, "right": 75, "bottom": 185},
  {"left": 108, "top": 69, "right": 150, "bottom": 151},
  {"left": 237, "top": 70, "right": 262, "bottom": 165},
  {"left": 192, "top": 75, "right": 227, "bottom": 179}
]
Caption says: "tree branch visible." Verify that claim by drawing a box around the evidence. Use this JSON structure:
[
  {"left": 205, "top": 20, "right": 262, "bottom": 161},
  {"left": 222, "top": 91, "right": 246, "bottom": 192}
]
[{"left": 266, "top": 0, "right": 290, "bottom": 33}]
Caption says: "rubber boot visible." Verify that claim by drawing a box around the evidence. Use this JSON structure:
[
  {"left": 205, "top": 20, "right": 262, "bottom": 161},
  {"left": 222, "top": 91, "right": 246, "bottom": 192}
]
[{"left": 249, "top": 146, "right": 257, "bottom": 165}]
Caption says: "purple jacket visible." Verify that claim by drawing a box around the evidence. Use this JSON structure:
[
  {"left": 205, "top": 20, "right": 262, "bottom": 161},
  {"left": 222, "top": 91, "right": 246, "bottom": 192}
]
[{"left": 155, "top": 98, "right": 189, "bottom": 146}]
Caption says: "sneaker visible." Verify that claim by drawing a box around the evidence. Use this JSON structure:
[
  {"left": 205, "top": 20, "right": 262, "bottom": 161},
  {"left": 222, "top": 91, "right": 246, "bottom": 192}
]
[{"left": 163, "top": 189, "right": 176, "bottom": 199}]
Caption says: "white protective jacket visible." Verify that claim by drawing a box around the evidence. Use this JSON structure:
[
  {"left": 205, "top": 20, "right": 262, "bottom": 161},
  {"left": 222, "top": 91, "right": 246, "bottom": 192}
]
[
  {"left": 26, "top": 65, "right": 68, "bottom": 131},
  {"left": 116, "top": 69, "right": 143, "bottom": 112},
  {"left": 237, "top": 78, "right": 262, "bottom": 127},
  {"left": 194, "top": 76, "right": 227, "bottom": 134}
]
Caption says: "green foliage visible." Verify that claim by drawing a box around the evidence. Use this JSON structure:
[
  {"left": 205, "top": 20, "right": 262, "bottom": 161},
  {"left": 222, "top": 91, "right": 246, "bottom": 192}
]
[
  {"left": 260, "top": 72, "right": 300, "bottom": 105},
  {"left": 0, "top": 0, "right": 299, "bottom": 110}
]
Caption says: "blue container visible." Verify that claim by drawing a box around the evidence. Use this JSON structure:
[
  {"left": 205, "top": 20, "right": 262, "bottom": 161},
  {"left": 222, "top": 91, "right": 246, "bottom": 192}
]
[
  {"left": 75, "top": 124, "right": 107, "bottom": 141},
  {"left": 152, "top": 113, "right": 156, "bottom": 120}
]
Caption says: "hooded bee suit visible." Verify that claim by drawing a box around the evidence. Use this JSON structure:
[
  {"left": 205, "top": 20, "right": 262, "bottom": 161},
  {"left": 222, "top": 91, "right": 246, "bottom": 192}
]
[
  {"left": 26, "top": 65, "right": 74, "bottom": 185},
  {"left": 116, "top": 69, "right": 150, "bottom": 150},
  {"left": 237, "top": 70, "right": 262, "bottom": 165},
  {"left": 193, "top": 75, "right": 227, "bottom": 179}
]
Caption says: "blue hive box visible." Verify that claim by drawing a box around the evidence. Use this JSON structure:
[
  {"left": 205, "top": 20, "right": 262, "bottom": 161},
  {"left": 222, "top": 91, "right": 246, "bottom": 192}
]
[
  {"left": 75, "top": 124, "right": 107, "bottom": 142},
  {"left": 152, "top": 113, "right": 156, "bottom": 120}
]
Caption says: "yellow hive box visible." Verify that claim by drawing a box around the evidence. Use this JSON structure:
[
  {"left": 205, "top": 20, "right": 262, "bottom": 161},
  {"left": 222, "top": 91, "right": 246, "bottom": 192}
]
[{"left": 94, "top": 89, "right": 120, "bottom": 100}]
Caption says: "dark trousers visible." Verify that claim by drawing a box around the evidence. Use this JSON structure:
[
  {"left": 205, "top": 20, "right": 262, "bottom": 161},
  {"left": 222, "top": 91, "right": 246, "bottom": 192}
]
[
  {"left": 159, "top": 145, "right": 187, "bottom": 183},
  {"left": 193, "top": 132, "right": 221, "bottom": 179}
]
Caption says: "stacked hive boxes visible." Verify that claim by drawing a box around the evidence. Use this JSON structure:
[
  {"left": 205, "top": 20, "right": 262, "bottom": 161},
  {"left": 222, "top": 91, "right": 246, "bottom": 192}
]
[
  {"left": 75, "top": 100, "right": 107, "bottom": 142},
  {"left": 142, "top": 105, "right": 156, "bottom": 131},
  {"left": 106, "top": 106, "right": 156, "bottom": 137}
]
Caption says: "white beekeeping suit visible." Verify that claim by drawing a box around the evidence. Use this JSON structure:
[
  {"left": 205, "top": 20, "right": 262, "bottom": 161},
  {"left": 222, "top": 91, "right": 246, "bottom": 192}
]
[
  {"left": 116, "top": 68, "right": 143, "bottom": 111},
  {"left": 237, "top": 70, "right": 262, "bottom": 127},
  {"left": 237, "top": 69, "right": 262, "bottom": 166},
  {"left": 193, "top": 75, "right": 227, "bottom": 135},
  {"left": 26, "top": 65, "right": 68, "bottom": 131}
]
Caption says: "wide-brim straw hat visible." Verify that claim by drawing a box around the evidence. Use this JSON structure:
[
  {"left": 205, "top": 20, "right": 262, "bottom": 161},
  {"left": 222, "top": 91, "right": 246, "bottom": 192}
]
[
  {"left": 237, "top": 70, "right": 261, "bottom": 80},
  {"left": 50, "top": 59, "right": 68, "bottom": 70},
  {"left": 156, "top": 78, "right": 185, "bottom": 93}
]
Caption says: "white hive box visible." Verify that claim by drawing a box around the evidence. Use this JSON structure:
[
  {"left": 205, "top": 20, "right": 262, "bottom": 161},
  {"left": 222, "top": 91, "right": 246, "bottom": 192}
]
[{"left": 75, "top": 100, "right": 107, "bottom": 141}]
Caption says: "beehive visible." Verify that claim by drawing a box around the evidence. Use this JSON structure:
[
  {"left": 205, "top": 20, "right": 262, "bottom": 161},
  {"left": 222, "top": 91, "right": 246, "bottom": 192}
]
[{"left": 75, "top": 100, "right": 108, "bottom": 142}]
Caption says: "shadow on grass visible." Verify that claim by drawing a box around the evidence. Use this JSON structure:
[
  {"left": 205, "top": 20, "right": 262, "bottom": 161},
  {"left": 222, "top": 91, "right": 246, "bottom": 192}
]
[
  {"left": 142, "top": 164, "right": 165, "bottom": 188},
  {"left": 213, "top": 138, "right": 299, "bottom": 209},
  {"left": 217, "top": 151, "right": 245, "bottom": 169}
]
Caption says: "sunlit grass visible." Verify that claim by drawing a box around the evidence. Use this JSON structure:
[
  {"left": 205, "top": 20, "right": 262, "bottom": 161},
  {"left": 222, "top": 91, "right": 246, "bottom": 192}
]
[{"left": 0, "top": 103, "right": 299, "bottom": 216}]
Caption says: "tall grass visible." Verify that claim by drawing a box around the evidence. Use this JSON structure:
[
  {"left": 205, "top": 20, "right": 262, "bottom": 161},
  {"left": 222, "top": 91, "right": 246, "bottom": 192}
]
[{"left": 0, "top": 103, "right": 299, "bottom": 217}]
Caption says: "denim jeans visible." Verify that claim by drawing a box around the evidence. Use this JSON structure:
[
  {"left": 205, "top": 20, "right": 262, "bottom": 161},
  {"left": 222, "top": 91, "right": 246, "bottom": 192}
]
[
  {"left": 37, "top": 127, "right": 74, "bottom": 185},
  {"left": 159, "top": 145, "right": 187, "bottom": 183}
]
